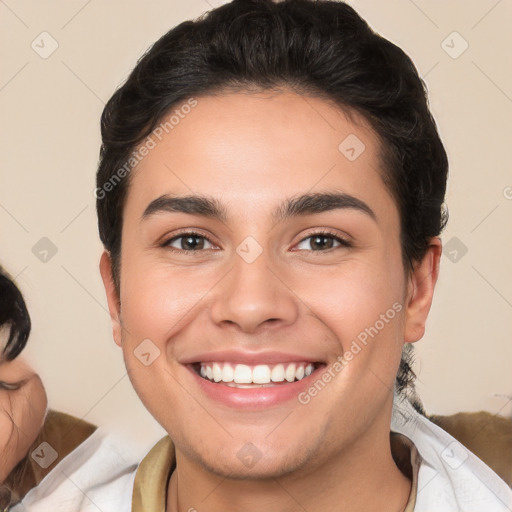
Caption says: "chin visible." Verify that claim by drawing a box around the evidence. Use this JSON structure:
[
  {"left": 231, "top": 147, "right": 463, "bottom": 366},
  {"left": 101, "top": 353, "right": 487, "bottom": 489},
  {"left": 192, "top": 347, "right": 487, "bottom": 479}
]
[
  {"left": 186, "top": 437, "right": 320, "bottom": 481},
  {"left": 205, "top": 455, "right": 307, "bottom": 481}
]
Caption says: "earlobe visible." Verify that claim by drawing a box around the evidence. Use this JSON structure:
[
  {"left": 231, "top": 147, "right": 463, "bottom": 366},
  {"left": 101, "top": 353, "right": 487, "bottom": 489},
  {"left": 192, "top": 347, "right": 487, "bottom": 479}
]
[
  {"left": 99, "top": 251, "right": 123, "bottom": 347},
  {"left": 404, "top": 237, "right": 442, "bottom": 343}
]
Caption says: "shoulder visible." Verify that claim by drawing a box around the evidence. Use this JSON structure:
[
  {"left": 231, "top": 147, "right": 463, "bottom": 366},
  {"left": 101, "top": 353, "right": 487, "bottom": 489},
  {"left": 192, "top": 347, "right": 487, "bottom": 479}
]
[
  {"left": 391, "top": 393, "right": 512, "bottom": 512},
  {"left": 11, "top": 426, "right": 140, "bottom": 512}
]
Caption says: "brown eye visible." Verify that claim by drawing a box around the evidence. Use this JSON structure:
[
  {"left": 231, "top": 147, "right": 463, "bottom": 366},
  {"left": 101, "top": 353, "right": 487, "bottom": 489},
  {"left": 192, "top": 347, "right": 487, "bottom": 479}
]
[
  {"left": 296, "top": 231, "right": 352, "bottom": 251},
  {"left": 310, "top": 235, "right": 335, "bottom": 250},
  {"left": 163, "top": 232, "right": 215, "bottom": 252}
]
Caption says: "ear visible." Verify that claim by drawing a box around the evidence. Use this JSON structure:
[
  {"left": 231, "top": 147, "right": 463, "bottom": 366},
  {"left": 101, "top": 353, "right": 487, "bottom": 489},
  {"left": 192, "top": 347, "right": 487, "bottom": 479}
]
[
  {"left": 99, "top": 251, "right": 122, "bottom": 347},
  {"left": 404, "top": 237, "right": 442, "bottom": 343}
]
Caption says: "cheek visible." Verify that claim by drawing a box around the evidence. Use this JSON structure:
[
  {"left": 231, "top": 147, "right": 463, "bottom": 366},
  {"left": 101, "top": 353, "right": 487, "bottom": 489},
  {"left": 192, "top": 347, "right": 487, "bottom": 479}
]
[
  {"left": 117, "top": 263, "right": 216, "bottom": 433},
  {"left": 118, "top": 262, "right": 218, "bottom": 410},
  {"left": 0, "top": 376, "right": 47, "bottom": 480},
  {"left": 296, "top": 258, "right": 405, "bottom": 336},
  {"left": 291, "top": 256, "right": 407, "bottom": 394},
  {"left": 119, "top": 259, "right": 214, "bottom": 341},
  {"left": 20, "top": 376, "right": 48, "bottom": 443}
]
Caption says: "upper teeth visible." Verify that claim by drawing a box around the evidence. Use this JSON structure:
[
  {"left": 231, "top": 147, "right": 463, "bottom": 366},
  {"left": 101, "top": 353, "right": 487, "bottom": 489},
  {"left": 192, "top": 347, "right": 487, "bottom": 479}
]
[{"left": 199, "top": 362, "right": 314, "bottom": 384}]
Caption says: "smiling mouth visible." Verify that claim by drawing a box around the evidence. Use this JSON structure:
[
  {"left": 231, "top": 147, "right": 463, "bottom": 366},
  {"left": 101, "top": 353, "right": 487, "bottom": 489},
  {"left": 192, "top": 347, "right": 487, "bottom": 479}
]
[{"left": 191, "top": 362, "right": 322, "bottom": 388}]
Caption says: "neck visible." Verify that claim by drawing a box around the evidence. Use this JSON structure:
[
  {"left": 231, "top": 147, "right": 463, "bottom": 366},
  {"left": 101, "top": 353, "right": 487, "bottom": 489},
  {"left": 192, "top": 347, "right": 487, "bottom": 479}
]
[{"left": 166, "top": 419, "right": 412, "bottom": 512}]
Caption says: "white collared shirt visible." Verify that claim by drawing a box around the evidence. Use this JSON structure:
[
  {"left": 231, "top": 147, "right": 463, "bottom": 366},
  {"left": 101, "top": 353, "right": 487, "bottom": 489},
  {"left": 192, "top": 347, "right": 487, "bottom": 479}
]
[
  {"left": 10, "top": 428, "right": 138, "bottom": 512},
  {"left": 391, "top": 393, "right": 512, "bottom": 511}
]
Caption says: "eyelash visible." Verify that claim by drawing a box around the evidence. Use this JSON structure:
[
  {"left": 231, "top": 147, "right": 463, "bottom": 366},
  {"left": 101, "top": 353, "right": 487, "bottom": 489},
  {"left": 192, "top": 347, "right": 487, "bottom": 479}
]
[
  {"left": 0, "top": 380, "right": 21, "bottom": 391},
  {"left": 161, "top": 229, "right": 352, "bottom": 254}
]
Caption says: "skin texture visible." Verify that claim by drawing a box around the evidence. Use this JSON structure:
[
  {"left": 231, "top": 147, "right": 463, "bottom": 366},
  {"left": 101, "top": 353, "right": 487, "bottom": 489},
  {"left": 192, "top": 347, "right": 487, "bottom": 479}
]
[
  {"left": 0, "top": 357, "right": 47, "bottom": 483},
  {"left": 100, "top": 89, "right": 441, "bottom": 512}
]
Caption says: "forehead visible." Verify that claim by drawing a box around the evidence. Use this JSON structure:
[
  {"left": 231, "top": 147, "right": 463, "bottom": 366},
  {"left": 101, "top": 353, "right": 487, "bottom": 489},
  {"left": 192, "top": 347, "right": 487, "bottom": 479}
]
[{"left": 124, "top": 90, "right": 397, "bottom": 226}]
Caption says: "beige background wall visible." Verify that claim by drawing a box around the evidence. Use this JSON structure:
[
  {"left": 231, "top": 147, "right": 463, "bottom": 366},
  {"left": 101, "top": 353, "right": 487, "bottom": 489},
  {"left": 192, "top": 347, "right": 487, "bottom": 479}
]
[{"left": 1, "top": 0, "right": 511, "bottom": 449}]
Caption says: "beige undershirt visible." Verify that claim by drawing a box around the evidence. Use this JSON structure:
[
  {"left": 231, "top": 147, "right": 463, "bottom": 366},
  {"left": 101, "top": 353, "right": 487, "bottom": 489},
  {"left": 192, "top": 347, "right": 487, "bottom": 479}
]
[{"left": 132, "top": 432, "right": 420, "bottom": 512}]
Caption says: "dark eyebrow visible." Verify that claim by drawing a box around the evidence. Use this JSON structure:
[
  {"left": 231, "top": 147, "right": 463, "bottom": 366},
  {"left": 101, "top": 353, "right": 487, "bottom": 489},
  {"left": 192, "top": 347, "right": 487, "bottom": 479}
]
[
  {"left": 272, "top": 192, "right": 377, "bottom": 224},
  {"left": 142, "top": 192, "right": 377, "bottom": 224},
  {"left": 142, "top": 195, "right": 228, "bottom": 222}
]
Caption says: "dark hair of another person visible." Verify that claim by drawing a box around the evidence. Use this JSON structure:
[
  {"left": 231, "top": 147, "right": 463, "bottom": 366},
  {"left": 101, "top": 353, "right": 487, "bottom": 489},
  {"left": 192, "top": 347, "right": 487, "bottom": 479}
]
[
  {"left": 95, "top": 0, "right": 448, "bottom": 396},
  {"left": 0, "top": 267, "right": 31, "bottom": 360}
]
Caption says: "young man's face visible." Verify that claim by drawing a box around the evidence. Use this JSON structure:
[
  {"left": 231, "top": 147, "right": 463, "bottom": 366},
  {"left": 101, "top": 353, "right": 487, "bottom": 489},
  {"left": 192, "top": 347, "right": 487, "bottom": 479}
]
[{"left": 101, "top": 90, "right": 440, "bottom": 479}]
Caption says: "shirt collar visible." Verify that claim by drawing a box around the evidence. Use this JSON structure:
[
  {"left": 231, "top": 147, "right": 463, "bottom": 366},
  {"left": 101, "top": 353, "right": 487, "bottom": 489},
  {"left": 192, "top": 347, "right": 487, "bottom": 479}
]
[{"left": 132, "top": 435, "right": 176, "bottom": 512}]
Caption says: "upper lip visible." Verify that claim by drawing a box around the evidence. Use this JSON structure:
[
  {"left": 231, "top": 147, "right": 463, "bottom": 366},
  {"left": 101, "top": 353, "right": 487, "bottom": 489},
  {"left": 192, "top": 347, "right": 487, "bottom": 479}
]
[{"left": 180, "top": 350, "right": 324, "bottom": 366}]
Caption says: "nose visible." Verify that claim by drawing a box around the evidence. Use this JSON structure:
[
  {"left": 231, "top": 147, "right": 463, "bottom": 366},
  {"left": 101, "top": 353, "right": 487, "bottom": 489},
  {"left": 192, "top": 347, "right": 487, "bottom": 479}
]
[{"left": 209, "top": 248, "right": 299, "bottom": 334}]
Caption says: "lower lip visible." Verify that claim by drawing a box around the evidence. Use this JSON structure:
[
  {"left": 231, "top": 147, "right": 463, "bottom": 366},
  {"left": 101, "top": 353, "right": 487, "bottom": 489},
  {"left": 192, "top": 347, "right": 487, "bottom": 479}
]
[{"left": 186, "top": 365, "right": 323, "bottom": 409}]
